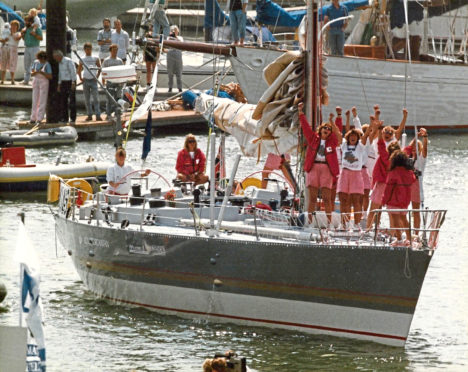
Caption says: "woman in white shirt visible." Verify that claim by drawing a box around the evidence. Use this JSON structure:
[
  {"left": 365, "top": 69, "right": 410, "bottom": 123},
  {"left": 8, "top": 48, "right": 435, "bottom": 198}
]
[
  {"left": 337, "top": 125, "right": 372, "bottom": 228},
  {"left": 0, "top": 20, "right": 22, "bottom": 84}
]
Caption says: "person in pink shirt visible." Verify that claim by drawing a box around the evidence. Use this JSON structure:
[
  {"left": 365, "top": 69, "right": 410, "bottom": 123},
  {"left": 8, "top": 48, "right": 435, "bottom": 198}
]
[
  {"left": 382, "top": 151, "right": 416, "bottom": 245},
  {"left": 30, "top": 50, "right": 52, "bottom": 123}
]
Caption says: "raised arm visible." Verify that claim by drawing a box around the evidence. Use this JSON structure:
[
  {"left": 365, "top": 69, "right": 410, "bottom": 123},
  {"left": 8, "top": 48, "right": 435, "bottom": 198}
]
[
  {"left": 395, "top": 108, "right": 407, "bottom": 141},
  {"left": 360, "top": 120, "right": 372, "bottom": 145},
  {"left": 298, "top": 103, "right": 317, "bottom": 145},
  {"left": 419, "top": 127, "right": 428, "bottom": 158},
  {"left": 345, "top": 109, "right": 351, "bottom": 133},
  {"left": 330, "top": 112, "right": 342, "bottom": 144}
]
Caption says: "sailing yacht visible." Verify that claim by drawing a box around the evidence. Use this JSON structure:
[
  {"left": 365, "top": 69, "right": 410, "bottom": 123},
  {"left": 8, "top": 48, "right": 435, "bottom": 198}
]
[{"left": 52, "top": 1, "right": 447, "bottom": 347}]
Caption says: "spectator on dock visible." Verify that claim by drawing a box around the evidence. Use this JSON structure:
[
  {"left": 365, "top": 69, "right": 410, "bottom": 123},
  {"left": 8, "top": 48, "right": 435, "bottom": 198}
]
[
  {"left": 229, "top": 0, "right": 248, "bottom": 46},
  {"left": 53, "top": 49, "right": 77, "bottom": 124},
  {"left": 324, "top": 0, "right": 349, "bottom": 56},
  {"left": 21, "top": 15, "right": 43, "bottom": 85},
  {"left": 78, "top": 42, "right": 102, "bottom": 122},
  {"left": 30, "top": 50, "right": 52, "bottom": 124},
  {"left": 150, "top": 0, "right": 170, "bottom": 38},
  {"left": 167, "top": 25, "right": 183, "bottom": 93},
  {"left": 144, "top": 25, "right": 159, "bottom": 89},
  {"left": 111, "top": 19, "right": 129, "bottom": 63},
  {"left": 298, "top": 102, "right": 342, "bottom": 226},
  {"left": 176, "top": 134, "right": 209, "bottom": 186},
  {"left": 102, "top": 44, "right": 124, "bottom": 120},
  {"left": 97, "top": 18, "right": 113, "bottom": 62},
  {"left": 0, "top": 20, "right": 21, "bottom": 85}
]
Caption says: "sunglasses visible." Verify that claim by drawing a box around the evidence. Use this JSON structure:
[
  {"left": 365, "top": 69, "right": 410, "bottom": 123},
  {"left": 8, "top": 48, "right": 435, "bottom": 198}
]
[
  {"left": 383, "top": 130, "right": 394, "bottom": 135},
  {"left": 323, "top": 126, "right": 331, "bottom": 131},
  {"left": 187, "top": 139, "right": 196, "bottom": 143}
]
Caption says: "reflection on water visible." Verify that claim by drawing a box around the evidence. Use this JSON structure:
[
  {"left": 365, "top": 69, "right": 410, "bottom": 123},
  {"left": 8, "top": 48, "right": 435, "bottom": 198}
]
[{"left": 1, "top": 104, "right": 468, "bottom": 371}]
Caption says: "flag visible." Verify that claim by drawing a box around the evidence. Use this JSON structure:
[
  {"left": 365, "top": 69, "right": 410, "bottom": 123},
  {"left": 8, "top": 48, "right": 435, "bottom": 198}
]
[
  {"left": 141, "top": 109, "right": 152, "bottom": 160},
  {"left": 15, "top": 221, "right": 46, "bottom": 372}
]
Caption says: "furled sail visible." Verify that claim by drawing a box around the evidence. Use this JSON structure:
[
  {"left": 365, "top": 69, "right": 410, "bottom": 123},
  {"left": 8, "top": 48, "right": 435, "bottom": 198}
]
[{"left": 194, "top": 53, "right": 304, "bottom": 158}]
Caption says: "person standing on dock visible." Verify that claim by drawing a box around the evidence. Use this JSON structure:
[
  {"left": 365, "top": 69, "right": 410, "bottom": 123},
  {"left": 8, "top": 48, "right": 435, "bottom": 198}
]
[
  {"left": 150, "top": 0, "right": 170, "bottom": 38},
  {"left": 78, "top": 42, "right": 102, "bottom": 122},
  {"left": 102, "top": 44, "right": 124, "bottom": 120},
  {"left": 21, "top": 15, "right": 43, "bottom": 85},
  {"left": 30, "top": 50, "right": 52, "bottom": 124},
  {"left": 53, "top": 50, "right": 77, "bottom": 125},
  {"left": 0, "top": 20, "right": 21, "bottom": 85},
  {"left": 229, "top": 0, "right": 248, "bottom": 46},
  {"left": 167, "top": 25, "right": 183, "bottom": 93},
  {"left": 324, "top": 0, "right": 348, "bottom": 56},
  {"left": 97, "top": 18, "right": 113, "bottom": 62},
  {"left": 111, "top": 19, "right": 129, "bottom": 63}
]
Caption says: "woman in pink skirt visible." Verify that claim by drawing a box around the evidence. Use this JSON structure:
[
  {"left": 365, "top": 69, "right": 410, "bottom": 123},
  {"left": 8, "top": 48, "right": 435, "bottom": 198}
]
[
  {"left": 366, "top": 118, "right": 402, "bottom": 230},
  {"left": 337, "top": 123, "right": 372, "bottom": 229},
  {"left": 298, "top": 103, "right": 342, "bottom": 226},
  {"left": 30, "top": 51, "right": 52, "bottom": 124},
  {"left": 0, "top": 20, "right": 21, "bottom": 84}
]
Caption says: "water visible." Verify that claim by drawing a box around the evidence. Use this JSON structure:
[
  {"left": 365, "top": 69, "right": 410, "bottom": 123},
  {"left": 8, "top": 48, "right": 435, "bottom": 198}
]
[{"left": 1, "top": 101, "right": 468, "bottom": 371}]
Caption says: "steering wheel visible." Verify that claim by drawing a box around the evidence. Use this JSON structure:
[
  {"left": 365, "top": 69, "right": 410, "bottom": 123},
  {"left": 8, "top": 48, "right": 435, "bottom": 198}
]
[{"left": 118, "top": 169, "right": 171, "bottom": 191}]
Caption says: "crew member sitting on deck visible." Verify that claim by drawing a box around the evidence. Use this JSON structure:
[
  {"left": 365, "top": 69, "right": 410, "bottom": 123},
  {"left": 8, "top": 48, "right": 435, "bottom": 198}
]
[
  {"left": 107, "top": 148, "right": 150, "bottom": 195},
  {"left": 176, "top": 134, "right": 209, "bottom": 186},
  {"left": 298, "top": 102, "right": 342, "bottom": 226}
]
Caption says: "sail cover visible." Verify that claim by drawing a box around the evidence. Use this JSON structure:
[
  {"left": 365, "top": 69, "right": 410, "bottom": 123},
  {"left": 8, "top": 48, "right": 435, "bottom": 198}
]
[
  {"left": 205, "top": 0, "right": 230, "bottom": 28},
  {"left": 255, "top": 0, "right": 370, "bottom": 27},
  {"left": 0, "top": 3, "right": 25, "bottom": 28}
]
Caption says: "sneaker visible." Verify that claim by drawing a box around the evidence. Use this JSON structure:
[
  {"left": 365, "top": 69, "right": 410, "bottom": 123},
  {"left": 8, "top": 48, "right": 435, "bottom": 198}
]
[
  {"left": 11, "top": 80, "right": 15, "bottom": 85},
  {"left": 21, "top": 80, "right": 29, "bottom": 85},
  {"left": 96, "top": 115, "right": 102, "bottom": 121},
  {"left": 69, "top": 121, "right": 76, "bottom": 125},
  {"left": 29, "top": 120, "right": 35, "bottom": 124},
  {"left": 85, "top": 116, "right": 93, "bottom": 121},
  {"left": 178, "top": 88, "right": 182, "bottom": 93},
  {"left": 168, "top": 88, "right": 173, "bottom": 93}
]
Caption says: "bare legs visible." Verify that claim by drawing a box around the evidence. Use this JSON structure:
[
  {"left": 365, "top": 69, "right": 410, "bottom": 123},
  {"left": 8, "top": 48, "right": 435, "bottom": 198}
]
[
  {"left": 307, "top": 186, "right": 333, "bottom": 224},
  {"left": 339, "top": 192, "right": 363, "bottom": 226}
]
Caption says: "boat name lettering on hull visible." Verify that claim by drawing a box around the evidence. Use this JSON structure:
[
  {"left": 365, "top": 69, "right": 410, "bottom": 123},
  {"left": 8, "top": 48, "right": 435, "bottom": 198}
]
[
  {"left": 129, "top": 242, "right": 166, "bottom": 256},
  {"left": 79, "top": 235, "right": 110, "bottom": 248}
]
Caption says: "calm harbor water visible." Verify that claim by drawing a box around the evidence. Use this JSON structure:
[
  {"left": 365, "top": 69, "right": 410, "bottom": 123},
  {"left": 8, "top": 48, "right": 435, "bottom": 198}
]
[{"left": 1, "top": 102, "right": 468, "bottom": 371}]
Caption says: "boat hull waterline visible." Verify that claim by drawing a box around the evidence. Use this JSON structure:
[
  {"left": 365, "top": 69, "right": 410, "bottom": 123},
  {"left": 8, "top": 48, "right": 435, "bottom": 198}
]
[{"left": 56, "top": 217, "right": 433, "bottom": 347}]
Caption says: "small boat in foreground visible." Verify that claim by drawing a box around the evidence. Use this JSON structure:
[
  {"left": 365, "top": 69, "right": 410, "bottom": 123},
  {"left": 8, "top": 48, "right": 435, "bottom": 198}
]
[
  {"left": 0, "top": 126, "right": 78, "bottom": 147},
  {"left": 0, "top": 147, "right": 110, "bottom": 193}
]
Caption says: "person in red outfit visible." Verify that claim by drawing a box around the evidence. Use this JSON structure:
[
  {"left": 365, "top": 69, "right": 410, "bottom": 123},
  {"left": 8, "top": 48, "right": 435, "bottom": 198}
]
[
  {"left": 175, "top": 134, "right": 209, "bottom": 185},
  {"left": 366, "top": 118, "right": 401, "bottom": 230},
  {"left": 382, "top": 151, "right": 416, "bottom": 245},
  {"left": 298, "top": 103, "right": 342, "bottom": 226}
]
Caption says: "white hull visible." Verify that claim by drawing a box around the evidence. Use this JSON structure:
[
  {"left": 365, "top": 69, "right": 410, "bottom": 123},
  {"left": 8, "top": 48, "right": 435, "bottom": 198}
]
[
  {"left": 231, "top": 47, "right": 468, "bottom": 129},
  {"left": 81, "top": 270, "right": 411, "bottom": 347}
]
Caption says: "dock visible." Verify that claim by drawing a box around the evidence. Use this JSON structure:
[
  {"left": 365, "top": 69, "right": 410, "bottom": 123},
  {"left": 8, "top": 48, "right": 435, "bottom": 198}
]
[
  {"left": 0, "top": 82, "right": 174, "bottom": 109},
  {"left": 16, "top": 109, "right": 207, "bottom": 140}
]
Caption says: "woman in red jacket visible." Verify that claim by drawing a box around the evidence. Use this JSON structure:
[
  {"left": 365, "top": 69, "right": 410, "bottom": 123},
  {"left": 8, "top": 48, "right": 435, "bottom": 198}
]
[
  {"left": 382, "top": 151, "right": 416, "bottom": 245},
  {"left": 175, "top": 134, "right": 209, "bottom": 185},
  {"left": 298, "top": 103, "right": 342, "bottom": 225},
  {"left": 366, "top": 119, "right": 401, "bottom": 230}
]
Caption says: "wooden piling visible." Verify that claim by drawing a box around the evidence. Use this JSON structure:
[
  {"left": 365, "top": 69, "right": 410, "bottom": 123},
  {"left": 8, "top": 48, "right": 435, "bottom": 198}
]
[{"left": 46, "top": 0, "right": 67, "bottom": 123}]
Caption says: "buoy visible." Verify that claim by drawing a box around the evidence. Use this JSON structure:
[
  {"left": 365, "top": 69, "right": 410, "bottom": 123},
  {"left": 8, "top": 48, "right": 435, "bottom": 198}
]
[{"left": 0, "top": 281, "right": 7, "bottom": 303}]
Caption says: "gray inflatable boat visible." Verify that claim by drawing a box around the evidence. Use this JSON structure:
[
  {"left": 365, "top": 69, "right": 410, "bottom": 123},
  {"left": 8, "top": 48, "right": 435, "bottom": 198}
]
[{"left": 0, "top": 126, "right": 78, "bottom": 147}]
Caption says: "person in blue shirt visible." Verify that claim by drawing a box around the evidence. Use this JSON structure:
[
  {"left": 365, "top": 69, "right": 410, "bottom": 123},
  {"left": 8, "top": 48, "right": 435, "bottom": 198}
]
[
  {"left": 324, "top": 0, "right": 349, "bottom": 56},
  {"left": 30, "top": 50, "right": 52, "bottom": 124}
]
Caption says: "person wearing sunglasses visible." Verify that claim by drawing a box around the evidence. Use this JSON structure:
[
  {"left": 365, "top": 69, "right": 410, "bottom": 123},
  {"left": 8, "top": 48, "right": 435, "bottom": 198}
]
[
  {"left": 176, "top": 134, "right": 209, "bottom": 185},
  {"left": 298, "top": 102, "right": 342, "bottom": 227}
]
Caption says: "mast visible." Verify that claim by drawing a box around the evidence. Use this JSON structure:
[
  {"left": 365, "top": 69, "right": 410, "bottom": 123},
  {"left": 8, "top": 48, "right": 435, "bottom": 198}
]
[{"left": 305, "top": 0, "right": 317, "bottom": 129}]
